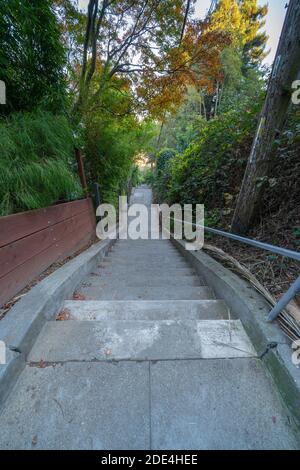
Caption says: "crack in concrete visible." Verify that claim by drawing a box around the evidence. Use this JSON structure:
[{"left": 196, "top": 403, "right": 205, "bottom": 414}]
[
  {"left": 8, "top": 345, "right": 21, "bottom": 354},
  {"left": 259, "top": 342, "right": 278, "bottom": 359},
  {"left": 27, "top": 356, "right": 258, "bottom": 368}
]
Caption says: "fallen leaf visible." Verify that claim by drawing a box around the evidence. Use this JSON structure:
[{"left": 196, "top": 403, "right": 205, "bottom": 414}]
[
  {"left": 73, "top": 292, "right": 85, "bottom": 300},
  {"left": 56, "top": 308, "right": 71, "bottom": 321}
]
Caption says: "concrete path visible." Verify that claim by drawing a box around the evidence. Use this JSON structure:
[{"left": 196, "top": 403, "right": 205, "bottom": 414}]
[{"left": 0, "top": 186, "right": 299, "bottom": 449}]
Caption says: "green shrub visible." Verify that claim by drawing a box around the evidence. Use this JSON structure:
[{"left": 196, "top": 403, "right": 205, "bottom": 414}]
[
  {"left": 0, "top": 111, "right": 83, "bottom": 215},
  {"left": 152, "top": 100, "right": 263, "bottom": 227},
  {"left": 84, "top": 111, "right": 154, "bottom": 207},
  {"left": 142, "top": 167, "right": 155, "bottom": 186},
  {"left": 129, "top": 165, "right": 142, "bottom": 188},
  {"left": 152, "top": 148, "right": 176, "bottom": 202},
  {"left": 169, "top": 108, "right": 259, "bottom": 205}
]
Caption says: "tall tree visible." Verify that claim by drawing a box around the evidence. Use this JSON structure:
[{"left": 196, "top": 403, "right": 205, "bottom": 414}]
[
  {"left": 53, "top": 0, "right": 86, "bottom": 69},
  {"left": 203, "top": 0, "right": 267, "bottom": 118},
  {"left": 209, "top": 0, "right": 244, "bottom": 43},
  {"left": 179, "top": 0, "right": 193, "bottom": 45},
  {"left": 76, "top": 0, "right": 188, "bottom": 113},
  {"left": 239, "top": 0, "right": 268, "bottom": 68},
  {"left": 75, "top": 0, "right": 231, "bottom": 120},
  {"left": 208, "top": 0, "right": 268, "bottom": 61},
  {"left": 231, "top": 0, "right": 300, "bottom": 234}
]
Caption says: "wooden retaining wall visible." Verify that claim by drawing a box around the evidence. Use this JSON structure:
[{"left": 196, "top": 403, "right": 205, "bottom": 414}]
[{"left": 0, "top": 198, "right": 96, "bottom": 307}]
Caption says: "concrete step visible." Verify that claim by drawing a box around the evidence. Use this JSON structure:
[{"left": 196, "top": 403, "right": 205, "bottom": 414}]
[
  {"left": 108, "top": 256, "right": 181, "bottom": 263},
  {"left": 116, "top": 240, "right": 173, "bottom": 245},
  {"left": 112, "top": 245, "right": 177, "bottom": 251},
  {"left": 61, "top": 300, "right": 230, "bottom": 321},
  {"left": 107, "top": 246, "right": 180, "bottom": 253},
  {"left": 28, "top": 319, "right": 256, "bottom": 363},
  {"left": 106, "top": 253, "right": 183, "bottom": 262},
  {"left": 102, "top": 258, "right": 188, "bottom": 272},
  {"left": 112, "top": 241, "right": 176, "bottom": 246},
  {"left": 99, "top": 257, "right": 189, "bottom": 272},
  {"left": 95, "top": 266, "right": 196, "bottom": 276},
  {"left": 111, "top": 241, "right": 178, "bottom": 248},
  {"left": 81, "top": 274, "right": 203, "bottom": 287},
  {"left": 75, "top": 285, "right": 215, "bottom": 301}
]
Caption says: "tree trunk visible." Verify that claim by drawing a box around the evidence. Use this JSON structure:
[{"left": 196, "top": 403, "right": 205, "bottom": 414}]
[
  {"left": 231, "top": 0, "right": 300, "bottom": 234},
  {"left": 214, "top": 81, "right": 220, "bottom": 117},
  {"left": 179, "top": 0, "right": 192, "bottom": 45}
]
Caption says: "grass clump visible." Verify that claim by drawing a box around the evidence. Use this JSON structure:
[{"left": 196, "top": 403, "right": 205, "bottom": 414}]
[{"left": 0, "top": 111, "right": 83, "bottom": 216}]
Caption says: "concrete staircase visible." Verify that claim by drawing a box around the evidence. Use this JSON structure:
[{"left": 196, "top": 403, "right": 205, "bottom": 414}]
[{"left": 0, "top": 187, "right": 298, "bottom": 450}]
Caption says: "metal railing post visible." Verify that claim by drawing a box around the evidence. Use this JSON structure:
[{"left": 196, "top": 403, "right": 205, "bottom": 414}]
[{"left": 267, "top": 275, "right": 300, "bottom": 321}]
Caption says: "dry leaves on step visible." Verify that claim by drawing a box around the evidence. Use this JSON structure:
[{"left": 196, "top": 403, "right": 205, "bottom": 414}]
[
  {"left": 56, "top": 308, "right": 71, "bottom": 321},
  {"left": 73, "top": 292, "right": 85, "bottom": 300}
]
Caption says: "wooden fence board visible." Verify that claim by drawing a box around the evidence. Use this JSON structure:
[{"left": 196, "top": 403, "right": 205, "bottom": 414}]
[
  {"left": 0, "top": 199, "right": 96, "bottom": 307},
  {"left": 0, "top": 209, "right": 93, "bottom": 279},
  {"left": 0, "top": 199, "right": 91, "bottom": 248}
]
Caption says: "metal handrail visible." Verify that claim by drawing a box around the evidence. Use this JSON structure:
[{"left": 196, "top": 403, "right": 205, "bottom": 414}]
[
  {"left": 201, "top": 226, "right": 300, "bottom": 262},
  {"left": 169, "top": 217, "right": 300, "bottom": 322},
  {"left": 202, "top": 225, "right": 300, "bottom": 321}
]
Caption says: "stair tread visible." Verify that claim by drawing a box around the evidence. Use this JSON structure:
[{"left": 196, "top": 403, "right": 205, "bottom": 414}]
[
  {"left": 74, "top": 285, "right": 215, "bottom": 301},
  {"left": 62, "top": 299, "right": 230, "bottom": 321},
  {"left": 97, "top": 265, "right": 194, "bottom": 272},
  {"left": 80, "top": 272, "right": 204, "bottom": 287},
  {"left": 28, "top": 319, "right": 256, "bottom": 362},
  {"left": 100, "top": 259, "right": 189, "bottom": 266}
]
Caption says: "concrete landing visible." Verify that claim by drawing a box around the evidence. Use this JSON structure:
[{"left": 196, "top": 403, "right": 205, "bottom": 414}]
[
  {"left": 0, "top": 362, "right": 150, "bottom": 450},
  {"left": 0, "top": 359, "right": 298, "bottom": 450},
  {"left": 150, "top": 358, "right": 299, "bottom": 450}
]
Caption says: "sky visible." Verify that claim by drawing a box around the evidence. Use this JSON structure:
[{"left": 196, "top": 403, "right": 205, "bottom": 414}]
[{"left": 78, "top": 0, "right": 287, "bottom": 65}]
